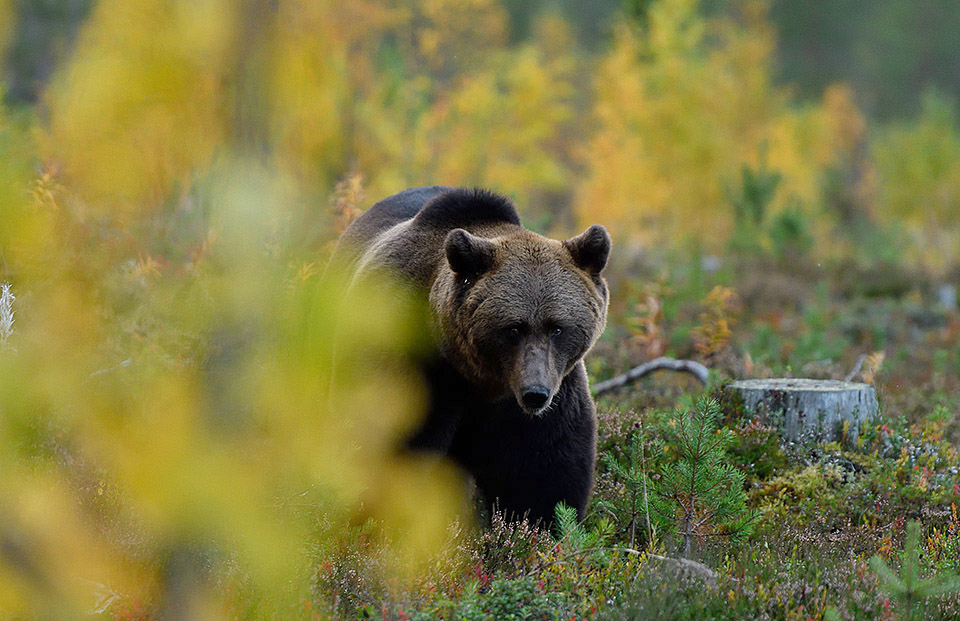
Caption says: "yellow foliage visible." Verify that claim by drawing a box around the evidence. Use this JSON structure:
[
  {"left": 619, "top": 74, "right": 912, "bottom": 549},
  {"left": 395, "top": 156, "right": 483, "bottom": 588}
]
[
  {"left": 871, "top": 90, "right": 960, "bottom": 271},
  {"left": 1, "top": 184, "right": 467, "bottom": 614},
  {"left": 692, "top": 285, "right": 741, "bottom": 358},
  {"left": 329, "top": 171, "right": 365, "bottom": 236},
  {"left": 411, "top": 0, "right": 508, "bottom": 78},
  {"left": 859, "top": 351, "right": 886, "bottom": 384},
  {"left": 577, "top": 0, "right": 869, "bottom": 252},
  {"left": 45, "top": 0, "right": 236, "bottom": 211},
  {"left": 765, "top": 83, "right": 866, "bottom": 245},
  {"left": 416, "top": 39, "right": 575, "bottom": 214},
  {"left": 1, "top": 2, "right": 470, "bottom": 616},
  {"left": 6, "top": 0, "right": 960, "bottom": 615},
  {"left": 353, "top": 12, "right": 578, "bottom": 223},
  {"left": 577, "top": 0, "right": 777, "bottom": 244},
  {"left": 627, "top": 281, "right": 668, "bottom": 360},
  {"left": 267, "top": 0, "right": 353, "bottom": 187}
]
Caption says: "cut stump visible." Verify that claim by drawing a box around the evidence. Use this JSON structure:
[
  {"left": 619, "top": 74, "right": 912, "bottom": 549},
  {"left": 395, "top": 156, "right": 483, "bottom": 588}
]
[{"left": 726, "top": 378, "right": 879, "bottom": 442}]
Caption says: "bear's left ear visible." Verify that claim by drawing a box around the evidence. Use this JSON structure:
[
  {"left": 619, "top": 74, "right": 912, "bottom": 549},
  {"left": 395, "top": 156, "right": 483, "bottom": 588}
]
[
  {"left": 445, "top": 228, "right": 496, "bottom": 280},
  {"left": 564, "top": 225, "right": 610, "bottom": 275}
]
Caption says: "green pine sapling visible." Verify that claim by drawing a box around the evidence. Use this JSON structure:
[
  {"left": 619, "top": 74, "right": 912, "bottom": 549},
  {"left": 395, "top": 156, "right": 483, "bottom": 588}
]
[
  {"left": 870, "top": 521, "right": 960, "bottom": 620},
  {"left": 647, "top": 397, "right": 756, "bottom": 558},
  {"left": 601, "top": 419, "right": 655, "bottom": 549},
  {"left": 728, "top": 152, "right": 782, "bottom": 255},
  {"left": 553, "top": 503, "right": 613, "bottom": 565}
]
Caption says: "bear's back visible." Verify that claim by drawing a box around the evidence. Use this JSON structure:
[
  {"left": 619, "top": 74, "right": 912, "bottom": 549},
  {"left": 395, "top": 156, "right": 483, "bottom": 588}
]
[
  {"left": 410, "top": 187, "right": 520, "bottom": 231},
  {"left": 331, "top": 186, "right": 451, "bottom": 268},
  {"left": 332, "top": 187, "right": 522, "bottom": 284}
]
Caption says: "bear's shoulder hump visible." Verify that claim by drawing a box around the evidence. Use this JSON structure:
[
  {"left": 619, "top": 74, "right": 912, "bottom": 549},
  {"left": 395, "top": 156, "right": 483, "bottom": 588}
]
[{"left": 413, "top": 188, "right": 521, "bottom": 230}]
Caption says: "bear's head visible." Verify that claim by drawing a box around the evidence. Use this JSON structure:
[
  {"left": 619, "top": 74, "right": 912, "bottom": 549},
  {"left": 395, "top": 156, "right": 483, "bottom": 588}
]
[{"left": 431, "top": 224, "right": 610, "bottom": 415}]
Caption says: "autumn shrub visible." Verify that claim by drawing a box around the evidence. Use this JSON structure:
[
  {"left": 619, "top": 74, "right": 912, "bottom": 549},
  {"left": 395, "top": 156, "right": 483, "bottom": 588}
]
[
  {"left": 751, "top": 413, "right": 960, "bottom": 535},
  {"left": 872, "top": 90, "right": 960, "bottom": 273},
  {"left": 725, "top": 418, "right": 786, "bottom": 484},
  {"left": 467, "top": 511, "right": 550, "bottom": 579},
  {"left": 871, "top": 521, "right": 960, "bottom": 621},
  {"left": 576, "top": 0, "right": 867, "bottom": 261},
  {"left": 0, "top": 2, "right": 472, "bottom": 616},
  {"left": 451, "top": 575, "right": 570, "bottom": 621},
  {"left": 5, "top": 0, "right": 960, "bottom": 618},
  {"left": 927, "top": 505, "right": 960, "bottom": 574}
]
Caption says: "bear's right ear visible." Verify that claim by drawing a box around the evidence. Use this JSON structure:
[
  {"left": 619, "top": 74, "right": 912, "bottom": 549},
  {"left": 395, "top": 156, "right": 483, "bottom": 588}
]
[
  {"left": 445, "top": 229, "right": 496, "bottom": 280},
  {"left": 564, "top": 224, "right": 611, "bottom": 275}
]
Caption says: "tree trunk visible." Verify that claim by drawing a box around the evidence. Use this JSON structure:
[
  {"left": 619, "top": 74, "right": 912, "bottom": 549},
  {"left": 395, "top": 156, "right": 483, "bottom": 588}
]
[{"left": 726, "top": 378, "right": 879, "bottom": 442}]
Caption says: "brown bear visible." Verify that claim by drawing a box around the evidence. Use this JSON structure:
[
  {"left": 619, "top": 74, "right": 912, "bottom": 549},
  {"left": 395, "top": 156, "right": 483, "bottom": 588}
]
[{"left": 331, "top": 186, "right": 610, "bottom": 527}]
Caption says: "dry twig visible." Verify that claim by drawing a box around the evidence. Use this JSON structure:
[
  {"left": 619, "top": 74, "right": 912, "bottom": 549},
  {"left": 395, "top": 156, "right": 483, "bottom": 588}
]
[{"left": 593, "top": 357, "right": 709, "bottom": 395}]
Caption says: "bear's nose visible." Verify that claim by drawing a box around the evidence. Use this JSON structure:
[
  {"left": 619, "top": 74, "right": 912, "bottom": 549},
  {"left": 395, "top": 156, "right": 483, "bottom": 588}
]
[{"left": 521, "top": 386, "right": 550, "bottom": 410}]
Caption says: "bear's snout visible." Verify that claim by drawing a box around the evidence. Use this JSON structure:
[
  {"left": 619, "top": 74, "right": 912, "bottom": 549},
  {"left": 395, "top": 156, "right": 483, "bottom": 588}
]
[
  {"left": 521, "top": 385, "right": 550, "bottom": 410},
  {"left": 513, "top": 339, "right": 560, "bottom": 415}
]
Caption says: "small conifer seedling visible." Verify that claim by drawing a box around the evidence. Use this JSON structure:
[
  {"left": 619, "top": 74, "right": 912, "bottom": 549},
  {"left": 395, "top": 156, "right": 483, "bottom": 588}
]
[
  {"left": 870, "top": 521, "right": 960, "bottom": 620},
  {"left": 647, "top": 397, "right": 756, "bottom": 558}
]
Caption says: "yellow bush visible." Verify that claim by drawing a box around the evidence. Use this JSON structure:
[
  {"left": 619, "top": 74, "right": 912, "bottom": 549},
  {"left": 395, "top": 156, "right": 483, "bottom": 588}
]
[
  {"left": 576, "top": 0, "right": 868, "bottom": 253},
  {"left": 353, "top": 12, "right": 578, "bottom": 224},
  {"left": 1, "top": 2, "right": 468, "bottom": 617},
  {"left": 45, "top": 0, "right": 235, "bottom": 211},
  {"left": 6, "top": 0, "right": 960, "bottom": 615},
  {"left": 871, "top": 90, "right": 960, "bottom": 271}
]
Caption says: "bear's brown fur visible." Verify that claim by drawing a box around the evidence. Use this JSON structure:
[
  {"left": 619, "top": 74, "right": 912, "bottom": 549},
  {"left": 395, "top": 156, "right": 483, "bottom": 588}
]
[{"left": 332, "top": 187, "right": 610, "bottom": 526}]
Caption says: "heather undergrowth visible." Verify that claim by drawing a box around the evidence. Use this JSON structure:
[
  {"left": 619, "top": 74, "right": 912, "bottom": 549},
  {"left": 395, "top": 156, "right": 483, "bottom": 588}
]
[{"left": 334, "top": 252, "right": 960, "bottom": 620}]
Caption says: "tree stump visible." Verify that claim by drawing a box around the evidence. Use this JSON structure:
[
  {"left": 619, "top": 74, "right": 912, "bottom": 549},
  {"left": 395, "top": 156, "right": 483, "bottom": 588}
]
[{"left": 726, "top": 378, "right": 879, "bottom": 442}]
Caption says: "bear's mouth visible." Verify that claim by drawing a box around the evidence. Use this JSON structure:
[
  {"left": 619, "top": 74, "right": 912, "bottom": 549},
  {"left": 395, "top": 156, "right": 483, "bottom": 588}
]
[
  {"left": 515, "top": 390, "right": 556, "bottom": 417},
  {"left": 524, "top": 404, "right": 550, "bottom": 417}
]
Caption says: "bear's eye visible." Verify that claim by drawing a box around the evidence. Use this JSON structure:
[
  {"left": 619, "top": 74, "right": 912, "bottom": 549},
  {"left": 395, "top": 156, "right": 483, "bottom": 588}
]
[{"left": 550, "top": 326, "right": 563, "bottom": 337}]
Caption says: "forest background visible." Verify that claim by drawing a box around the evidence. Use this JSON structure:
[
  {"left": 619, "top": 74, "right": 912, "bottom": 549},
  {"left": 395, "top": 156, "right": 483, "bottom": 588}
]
[{"left": 3, "top": 0, "right": 960, "bottom": 618}]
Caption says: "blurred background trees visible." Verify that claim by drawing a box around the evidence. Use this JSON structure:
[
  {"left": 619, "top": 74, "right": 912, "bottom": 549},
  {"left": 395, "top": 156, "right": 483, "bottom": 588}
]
[
  {"left": 10, "top": 0, "right": 960, "bottom": 116},
  {"left": 6, "top": 0, "right": 960, "bottom": 256}
]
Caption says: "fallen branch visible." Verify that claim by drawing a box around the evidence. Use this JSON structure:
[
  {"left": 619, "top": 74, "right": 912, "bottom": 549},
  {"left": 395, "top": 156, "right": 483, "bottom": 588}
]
[
  {"left": 844, "top": 354, "right": 867, "bottom": 382},
  {"left": 593, "top": 357, "right": 709, "bottom": 395}
]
